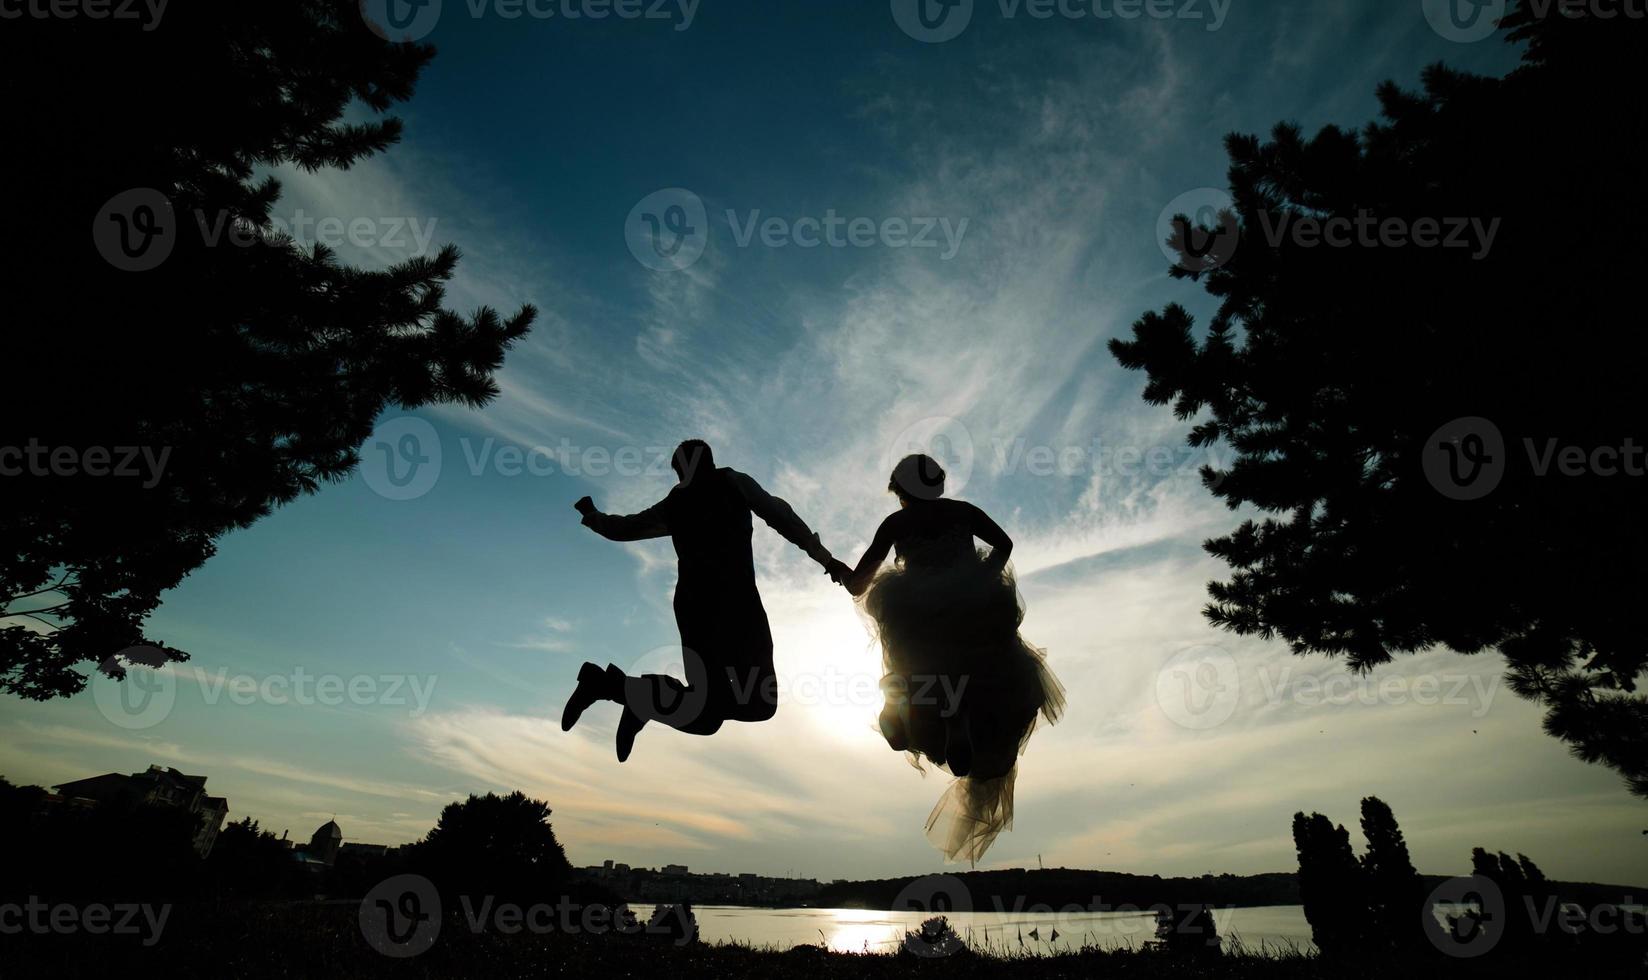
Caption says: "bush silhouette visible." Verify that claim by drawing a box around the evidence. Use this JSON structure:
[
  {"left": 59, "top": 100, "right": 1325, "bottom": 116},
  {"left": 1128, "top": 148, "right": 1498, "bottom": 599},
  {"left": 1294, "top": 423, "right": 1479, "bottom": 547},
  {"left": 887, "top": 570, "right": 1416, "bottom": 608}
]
[{"left": 407, "top": 791, "right": 573, "bottom": 907}]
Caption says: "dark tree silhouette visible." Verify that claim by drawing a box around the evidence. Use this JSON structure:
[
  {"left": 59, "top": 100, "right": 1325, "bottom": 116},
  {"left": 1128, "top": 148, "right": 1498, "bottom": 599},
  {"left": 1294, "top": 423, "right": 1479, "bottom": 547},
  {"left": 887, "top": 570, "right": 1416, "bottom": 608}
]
[
  {"left": 1291, "top": 811, "right": 1366, "bottom": 954},
  {"left": 408, "top": 791, "right": 573, "bottom": 905},
  {"left": 1153, "top": 903, "right": 1222, "bottom": 957},
  {"left": 1358, "top": 797, "right": 1424, "bottom": 952},
  {"left": 205, "top": 818, "right": 307, "bottom": 900},
  {"left": 0, "top": 3, "right": 535, "bottom": 700},
  {"left": 644, "top": 903, "right": 700, "bottom": 947},
  {"left": 1470, "top": 846, "right": 1545, "bottom": 954},
  {"left": 1110, "top": 1, "right": 1647, "bottom": 796}
]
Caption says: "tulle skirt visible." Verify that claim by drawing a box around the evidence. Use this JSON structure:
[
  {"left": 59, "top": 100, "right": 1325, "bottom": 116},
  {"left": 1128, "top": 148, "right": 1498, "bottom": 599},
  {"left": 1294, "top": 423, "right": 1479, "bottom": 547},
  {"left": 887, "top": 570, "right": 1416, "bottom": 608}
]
[{"left": 862, "top": 550, "right": 1064, "bottom": 864}]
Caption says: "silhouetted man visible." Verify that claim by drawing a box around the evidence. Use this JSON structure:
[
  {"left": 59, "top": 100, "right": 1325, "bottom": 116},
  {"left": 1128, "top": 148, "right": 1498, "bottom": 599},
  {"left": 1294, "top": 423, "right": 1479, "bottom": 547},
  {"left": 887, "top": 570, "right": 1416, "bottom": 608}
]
[{"left": 561, "top": 440, "right": 847, "bottom": 761}]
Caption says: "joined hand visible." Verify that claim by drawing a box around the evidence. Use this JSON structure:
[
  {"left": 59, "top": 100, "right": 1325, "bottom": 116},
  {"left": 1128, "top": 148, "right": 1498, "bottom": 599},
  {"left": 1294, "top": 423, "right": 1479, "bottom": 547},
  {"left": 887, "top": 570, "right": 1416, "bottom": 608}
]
[{"left": 823, "top": 558, "right": 852, "bottom": 587}]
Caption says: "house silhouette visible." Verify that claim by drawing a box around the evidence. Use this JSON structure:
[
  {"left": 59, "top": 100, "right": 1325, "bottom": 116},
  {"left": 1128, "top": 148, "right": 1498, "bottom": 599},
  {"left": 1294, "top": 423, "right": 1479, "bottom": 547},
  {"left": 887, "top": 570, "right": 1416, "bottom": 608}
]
[{"left": 53, "top": 764, "right": 228, "bottom": 856}]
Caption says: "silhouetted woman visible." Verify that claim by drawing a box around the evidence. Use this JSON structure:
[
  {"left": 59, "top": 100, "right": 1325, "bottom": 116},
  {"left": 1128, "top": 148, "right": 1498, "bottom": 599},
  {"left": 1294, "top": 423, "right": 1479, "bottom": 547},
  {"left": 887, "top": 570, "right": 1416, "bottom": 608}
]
[{"left": 841, "top": 454, "right": 1064, "bottom": 864}]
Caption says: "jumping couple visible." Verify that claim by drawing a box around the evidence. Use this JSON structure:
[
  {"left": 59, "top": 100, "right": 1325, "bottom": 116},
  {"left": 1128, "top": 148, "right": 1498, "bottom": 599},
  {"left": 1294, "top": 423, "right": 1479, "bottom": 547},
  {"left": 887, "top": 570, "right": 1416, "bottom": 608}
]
[{"left": 560, "top": 440, "right": 1064, "bottom": 863}]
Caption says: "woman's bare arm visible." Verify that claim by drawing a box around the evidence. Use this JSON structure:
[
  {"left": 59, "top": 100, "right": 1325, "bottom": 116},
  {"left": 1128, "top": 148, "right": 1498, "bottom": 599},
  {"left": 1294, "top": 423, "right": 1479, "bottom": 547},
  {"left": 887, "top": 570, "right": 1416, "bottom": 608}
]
[
  {"left": 968, "top": 502, "right": 1013, "bottom": 570},
  {"left": 845, "top": 515, "right": 899, "bottom": 597}
]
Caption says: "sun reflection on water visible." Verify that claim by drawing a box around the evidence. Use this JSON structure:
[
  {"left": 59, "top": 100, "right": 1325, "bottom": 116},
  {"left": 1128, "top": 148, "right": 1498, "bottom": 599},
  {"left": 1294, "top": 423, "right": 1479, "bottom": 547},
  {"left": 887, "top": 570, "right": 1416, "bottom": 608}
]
[{"left": 820, "top": 908, "right": 902, "bottom": 953}]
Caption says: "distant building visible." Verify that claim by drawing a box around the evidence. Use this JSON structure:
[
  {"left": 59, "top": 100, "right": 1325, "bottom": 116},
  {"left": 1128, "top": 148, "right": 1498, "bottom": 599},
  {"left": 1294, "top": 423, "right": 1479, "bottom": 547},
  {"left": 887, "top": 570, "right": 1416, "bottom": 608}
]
[
  {"left": 293, "top": 820, "right": 393, "bottom": 868},
  {"left": 53, "top": 765, "right": 228, "bottom": 857},
  {"left": 662, "top": 864, "right": 689, "bottom": 875},
  {"left": 294, "top": 820, "right": 342, "bottom": 866}
]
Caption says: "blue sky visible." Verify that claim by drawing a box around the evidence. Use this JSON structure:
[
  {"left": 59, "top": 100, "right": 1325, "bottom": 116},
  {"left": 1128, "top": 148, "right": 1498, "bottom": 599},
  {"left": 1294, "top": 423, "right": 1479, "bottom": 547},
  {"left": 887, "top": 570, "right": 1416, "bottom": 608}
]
[{"left": 7, "top": 1, "right": 1645, "bottom": 885}]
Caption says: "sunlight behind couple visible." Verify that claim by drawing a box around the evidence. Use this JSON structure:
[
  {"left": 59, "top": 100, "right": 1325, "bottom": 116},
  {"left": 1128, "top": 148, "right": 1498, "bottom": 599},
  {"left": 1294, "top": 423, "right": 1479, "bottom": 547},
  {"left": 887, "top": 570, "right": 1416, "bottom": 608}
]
[{"left": 776, "top": 600, "right": 886, "bottom": 745}]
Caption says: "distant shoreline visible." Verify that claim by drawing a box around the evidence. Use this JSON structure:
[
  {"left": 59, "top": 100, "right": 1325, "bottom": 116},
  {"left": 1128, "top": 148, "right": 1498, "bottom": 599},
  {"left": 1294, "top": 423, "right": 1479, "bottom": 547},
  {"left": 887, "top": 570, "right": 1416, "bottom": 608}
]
[{"left": 772, "top": 868, "right": 1640, "bottom": 913}]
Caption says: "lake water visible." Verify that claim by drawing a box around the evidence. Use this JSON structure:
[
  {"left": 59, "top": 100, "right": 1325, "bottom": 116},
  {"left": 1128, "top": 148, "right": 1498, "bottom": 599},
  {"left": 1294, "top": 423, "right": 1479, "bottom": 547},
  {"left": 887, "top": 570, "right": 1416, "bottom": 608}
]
[{"left": 691, "top": 904, "right": 1317, "bottom": 956}]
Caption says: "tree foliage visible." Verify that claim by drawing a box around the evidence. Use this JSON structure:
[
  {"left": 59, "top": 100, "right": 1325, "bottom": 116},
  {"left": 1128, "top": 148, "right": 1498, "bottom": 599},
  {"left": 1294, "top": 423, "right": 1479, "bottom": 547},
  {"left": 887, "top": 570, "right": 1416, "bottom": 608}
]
[
  {"left": 409, "top": 791, "right": 574, "bottom": 904},
  {"left": 206, "top": 818, "right": 308, "bottom": 899},
  {"left": 1358, "top": 797, "right": 1424, "bottom": 952},
  {"left": 1292, "top": 811, "right": 1366, "bottom": 954},
  {"left": 1110, "top": 1, "right": 1646, "bottom": 796},
  {"left": 0, "top": 3, "right": 535, "bottom": 699},
  {"left": 1294, "top": 798, "right": 1425, "bottom": 955}
]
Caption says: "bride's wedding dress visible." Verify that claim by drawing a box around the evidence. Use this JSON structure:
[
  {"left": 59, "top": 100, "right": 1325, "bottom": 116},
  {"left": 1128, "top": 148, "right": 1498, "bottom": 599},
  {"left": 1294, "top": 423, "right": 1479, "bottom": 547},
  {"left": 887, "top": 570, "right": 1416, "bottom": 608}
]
[{"left": 861, "top": 523, "right": 1064, "bottom": 864}]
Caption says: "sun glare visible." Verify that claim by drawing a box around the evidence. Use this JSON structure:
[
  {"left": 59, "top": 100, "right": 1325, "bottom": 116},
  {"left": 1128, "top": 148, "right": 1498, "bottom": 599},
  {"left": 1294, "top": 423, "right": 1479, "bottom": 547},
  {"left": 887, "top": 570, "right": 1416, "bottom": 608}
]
[{"left": 775, "top": 601, "right": 886, "bottom": 745}]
